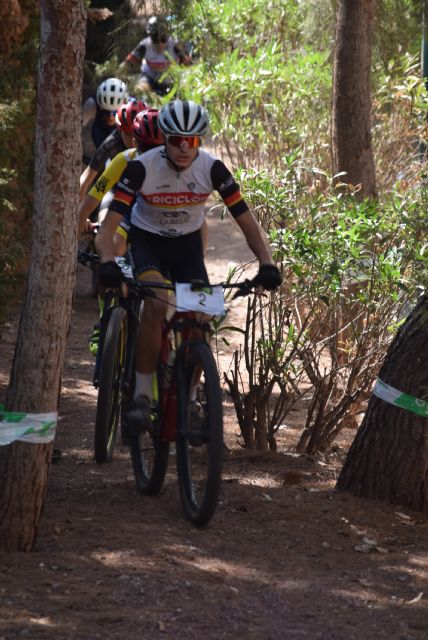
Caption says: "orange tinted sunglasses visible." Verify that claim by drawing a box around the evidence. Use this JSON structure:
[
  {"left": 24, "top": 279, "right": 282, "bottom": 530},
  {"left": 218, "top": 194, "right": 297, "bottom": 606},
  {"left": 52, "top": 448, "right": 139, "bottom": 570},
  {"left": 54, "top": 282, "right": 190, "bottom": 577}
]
[{"left": 166, "top": 135, "right": 200, "bottom": 149}]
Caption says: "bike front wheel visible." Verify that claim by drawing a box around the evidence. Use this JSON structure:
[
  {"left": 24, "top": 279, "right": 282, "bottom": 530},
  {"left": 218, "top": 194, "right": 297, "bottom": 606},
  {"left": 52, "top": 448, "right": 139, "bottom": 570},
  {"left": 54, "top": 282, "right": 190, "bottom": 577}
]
[
  {"left": 176, "top": 340, "right": 223, "bottom": 526},
  {"left": 129, "top": 419, "right": 170, "bottom": 495},
  {"left": 94, "top": 306, "right": 127, "bottom": 463}
]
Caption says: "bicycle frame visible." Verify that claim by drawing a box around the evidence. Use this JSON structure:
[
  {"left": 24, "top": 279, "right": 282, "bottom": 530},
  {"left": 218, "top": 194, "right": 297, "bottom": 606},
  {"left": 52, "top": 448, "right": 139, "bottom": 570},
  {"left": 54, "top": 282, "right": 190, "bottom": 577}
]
[{"left": 156, "top": 311, "right": 211, "bottom": 443}]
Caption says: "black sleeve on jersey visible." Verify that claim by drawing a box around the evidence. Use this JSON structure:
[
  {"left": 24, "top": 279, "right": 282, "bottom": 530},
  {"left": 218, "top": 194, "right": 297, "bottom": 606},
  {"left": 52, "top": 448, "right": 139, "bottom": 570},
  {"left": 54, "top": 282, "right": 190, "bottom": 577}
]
[
  {"left": 89, "top": 131, "right": 126, "bottom": 173},
  {"left": 109, "top": 160, "right": 146, "bottom": 217},
  {"left": 128, "top": 41, "right": 147, "bottom": 62},
  {"left": 210, "top": 159, "right": 249, "bottom": 219}
]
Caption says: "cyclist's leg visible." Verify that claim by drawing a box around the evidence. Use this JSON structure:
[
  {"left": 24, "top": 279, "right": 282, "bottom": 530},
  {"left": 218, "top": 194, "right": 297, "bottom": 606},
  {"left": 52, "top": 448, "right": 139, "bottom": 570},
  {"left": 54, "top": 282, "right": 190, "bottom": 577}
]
[
  {"left": 113, "top": 211, "right": 130, "bottom": 258},
  {"left": 136, "top": 269, "right": 168, "bottom": 375},
  {"left": 171, "top": 228, "right": 209, "bottom": 343},
  {"left": 169, "top": 229, "right": 209, "bottom": 405},
  {"left": 126, "top": 226, "right": 169, "bottom": 432},
  {"left": 89, "top": 192, "right": 115, "bottom": 355}
]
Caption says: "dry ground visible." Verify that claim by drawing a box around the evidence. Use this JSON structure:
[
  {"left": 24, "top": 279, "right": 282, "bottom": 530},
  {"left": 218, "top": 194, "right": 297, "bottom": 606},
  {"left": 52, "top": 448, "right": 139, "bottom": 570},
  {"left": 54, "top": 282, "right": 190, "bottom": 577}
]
[{"left": 0, "top": 214, "right": 427, "bottom": 639}]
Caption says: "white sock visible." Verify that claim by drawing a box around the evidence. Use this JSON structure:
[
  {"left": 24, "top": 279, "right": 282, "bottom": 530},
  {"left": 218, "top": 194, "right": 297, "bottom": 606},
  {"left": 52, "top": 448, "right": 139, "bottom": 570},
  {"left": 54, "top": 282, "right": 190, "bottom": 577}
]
[{"left": 134, "top": 372, "right": 155, "bottom": 401}]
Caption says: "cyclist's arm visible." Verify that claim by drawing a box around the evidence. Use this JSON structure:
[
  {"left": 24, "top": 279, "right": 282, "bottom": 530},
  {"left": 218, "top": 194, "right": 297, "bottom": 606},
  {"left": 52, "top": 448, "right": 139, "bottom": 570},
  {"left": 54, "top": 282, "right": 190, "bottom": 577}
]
[
  {"left": 82, "top": 97, "right": 96, "bottom": 128},
  {"left": 80, "top": 132, "right": 123, "bottom": 201},
  {"left": 211, "top": 159, "right": 273, "bottom": 265},
  {"left": 96, "top": 160, "right": 145, "bottom": 262},
  {"left": 88, "top": 151, "right": 130, "bottom": 201},
  {"left": 79, "top": 165, "right": 98, "bottom": 202},
  {"left": 234, "top": 210, "right": 274, "bottom": 266},
  {"left": 123, "top": 41, "right": 146, "bottom": 67},
  {"left": 95, "top": 210, "right": 124, "bottom": 262},
  {"left": 78, "top": 194, "right": 99, "bottom": 236}
]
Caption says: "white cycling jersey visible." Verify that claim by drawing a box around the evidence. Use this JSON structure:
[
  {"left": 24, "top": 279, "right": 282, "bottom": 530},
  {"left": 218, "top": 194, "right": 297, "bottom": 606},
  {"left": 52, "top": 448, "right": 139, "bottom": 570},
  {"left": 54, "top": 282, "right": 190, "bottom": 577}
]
[
  {"left": 129, "top": 37, "right": 180, "bottom": 82},
  {"left": 112, "top": 146, "right": 247, "bottom": 238}
]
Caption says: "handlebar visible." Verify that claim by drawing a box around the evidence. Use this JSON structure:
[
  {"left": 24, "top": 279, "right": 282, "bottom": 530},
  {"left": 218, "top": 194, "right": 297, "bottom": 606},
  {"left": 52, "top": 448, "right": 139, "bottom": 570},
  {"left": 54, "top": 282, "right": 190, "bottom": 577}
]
[
  {"left": 77, "top": 249, "right": 99, "bottom": 270},
  {"left": 77, "top": 249, "right": 258, "bottom": 299}
]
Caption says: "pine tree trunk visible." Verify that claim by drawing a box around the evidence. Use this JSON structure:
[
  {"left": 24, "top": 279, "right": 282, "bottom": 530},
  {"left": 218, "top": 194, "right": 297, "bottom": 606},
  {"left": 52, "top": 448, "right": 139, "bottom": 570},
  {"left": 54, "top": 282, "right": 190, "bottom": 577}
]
[
  {"left": 337, "top": 296, "right": 428, "bottom": 512},
  {"left": 331, "top": 0, "right": 377, "bottom": 198},
  {"left": 0, "top": 0, "right": 86, "bottom": 551}
]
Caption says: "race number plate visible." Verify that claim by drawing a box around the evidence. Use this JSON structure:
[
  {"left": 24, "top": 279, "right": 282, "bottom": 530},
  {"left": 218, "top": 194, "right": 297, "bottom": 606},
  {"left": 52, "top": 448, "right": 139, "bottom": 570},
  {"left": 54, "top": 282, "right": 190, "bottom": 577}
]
[{"left": 176, "top": 283, "right": 225, "bottom": 314}]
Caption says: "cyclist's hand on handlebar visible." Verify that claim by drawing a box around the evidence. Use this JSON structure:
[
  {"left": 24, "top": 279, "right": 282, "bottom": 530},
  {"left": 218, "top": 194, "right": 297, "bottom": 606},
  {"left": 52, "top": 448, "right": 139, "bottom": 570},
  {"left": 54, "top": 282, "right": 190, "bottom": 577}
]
[
  {"left": 253, "top": 264, "right": 282, "bottom": 291},
  {"left": 98, "top": 260, "right": 123, "bottom": 288},
  {"left": 81, "top": 218, "right": 96, "bottom": 235}
]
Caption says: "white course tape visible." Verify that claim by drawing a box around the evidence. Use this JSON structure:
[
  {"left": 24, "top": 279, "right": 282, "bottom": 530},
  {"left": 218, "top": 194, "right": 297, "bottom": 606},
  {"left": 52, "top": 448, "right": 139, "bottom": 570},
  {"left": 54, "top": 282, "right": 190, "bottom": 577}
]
[{"left": 0, "top": 405, "right": 57, "bottom": 445}]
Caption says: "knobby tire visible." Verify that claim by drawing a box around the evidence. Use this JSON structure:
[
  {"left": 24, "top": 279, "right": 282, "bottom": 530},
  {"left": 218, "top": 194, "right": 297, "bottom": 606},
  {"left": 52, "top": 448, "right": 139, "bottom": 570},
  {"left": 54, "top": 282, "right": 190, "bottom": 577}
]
[
  {"left": 176, "top": 340, "right": 223, "bottom": 526},
  {"left": 94, "top": 306, "right": 127, "bottom": 463},
  {"left": 128, "top": 344, "right": 169, "bottom": 495}
]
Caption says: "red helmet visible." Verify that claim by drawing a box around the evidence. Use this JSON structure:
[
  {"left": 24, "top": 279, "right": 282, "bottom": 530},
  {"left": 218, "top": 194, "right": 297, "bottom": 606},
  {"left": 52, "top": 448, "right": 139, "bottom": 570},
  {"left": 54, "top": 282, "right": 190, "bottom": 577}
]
[
  {"left": 133, "top": 108, "right": 164, "bottom": 148},
  {"left": 115, "top": 98, "right": 147, "bottom": 133}
]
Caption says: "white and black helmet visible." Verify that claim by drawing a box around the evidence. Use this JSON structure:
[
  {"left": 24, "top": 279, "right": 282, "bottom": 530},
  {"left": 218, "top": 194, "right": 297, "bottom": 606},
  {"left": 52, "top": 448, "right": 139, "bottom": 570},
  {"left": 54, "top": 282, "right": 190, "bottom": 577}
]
[
  {"left": 96, "top": 78, "right": 129, "bottom": 111},
  {"left": 158, "top": 100, "right": 209, "bottom": 136}
]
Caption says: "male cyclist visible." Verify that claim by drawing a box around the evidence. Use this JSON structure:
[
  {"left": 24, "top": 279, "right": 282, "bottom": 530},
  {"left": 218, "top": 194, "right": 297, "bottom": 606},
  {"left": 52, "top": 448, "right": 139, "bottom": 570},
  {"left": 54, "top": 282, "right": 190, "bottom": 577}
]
[
  {"left": 122, "top": 16, "right": 191, "bottom": 96},
  {"left": 80, "top": 97, "right": 147, "bottom": 203},
  {"left": 79, "top": 108, "right": 164, "bottom": 356},
  {"left": 78, "top": 108, "right": 162, "bottom": 243},
  {"left": 95, "top": 99, "right": 281, "bottom": 433},
  {"left": 82, "top": 77, "right": 128, "bottom": 160}
]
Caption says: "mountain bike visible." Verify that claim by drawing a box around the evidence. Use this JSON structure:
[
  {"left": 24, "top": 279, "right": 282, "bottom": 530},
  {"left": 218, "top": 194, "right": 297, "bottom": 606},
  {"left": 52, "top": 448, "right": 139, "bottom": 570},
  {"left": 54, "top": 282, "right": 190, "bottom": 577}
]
[
  {"left": 77, "top": 250, "right": 132, "bottom": 463},
  {"left": 122, "top": 277, "right": 255, "bottom": 526},
  {"left": 78, "top": 250, "right": 255, "bottom": 524}
]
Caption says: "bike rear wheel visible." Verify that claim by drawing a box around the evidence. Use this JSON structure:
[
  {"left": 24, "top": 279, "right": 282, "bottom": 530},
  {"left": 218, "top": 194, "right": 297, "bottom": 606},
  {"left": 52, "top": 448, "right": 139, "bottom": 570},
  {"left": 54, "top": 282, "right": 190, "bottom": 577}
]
[
  {"left": 176, "top": 340, "right": 223, "bottom": 526},
  {"left": 128, "top": 369, "right": 170, "bottom": 495},
  {"left": 94, "top": 306, "right": 127, "bottom": 463}
]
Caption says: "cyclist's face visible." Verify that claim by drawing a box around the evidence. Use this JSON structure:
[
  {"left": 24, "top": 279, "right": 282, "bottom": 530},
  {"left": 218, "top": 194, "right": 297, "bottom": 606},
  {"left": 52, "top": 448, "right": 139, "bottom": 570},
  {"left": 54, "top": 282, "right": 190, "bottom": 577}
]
[
  {"left": 165, "top": 137, "right": 199, "bottom": 168},
  {"left": 121, "top": 130, "right": 134, "bottom": 148},
  {"left": 102, "top": 111, "right": 116, "bottom": 127}
]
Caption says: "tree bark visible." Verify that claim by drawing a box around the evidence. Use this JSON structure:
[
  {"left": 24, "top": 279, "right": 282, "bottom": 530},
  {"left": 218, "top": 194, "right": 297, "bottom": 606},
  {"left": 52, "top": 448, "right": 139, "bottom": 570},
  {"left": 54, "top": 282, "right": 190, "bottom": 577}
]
[
  {"left": 337, "top": 296, "right": 428, "bottom": 512},
  {"left": 331, "top": 0, "right": 377, "bottom": 198},
  {"left": 0, "top": 0, "right": 86, "bottom": 551}
]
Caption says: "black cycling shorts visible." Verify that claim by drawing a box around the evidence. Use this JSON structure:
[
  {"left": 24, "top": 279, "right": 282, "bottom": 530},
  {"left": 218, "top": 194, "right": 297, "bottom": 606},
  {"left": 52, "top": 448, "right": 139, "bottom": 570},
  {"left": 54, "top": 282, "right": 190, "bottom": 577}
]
[{"left": 129, "top": 225, "right": 209, "bottom": 284}]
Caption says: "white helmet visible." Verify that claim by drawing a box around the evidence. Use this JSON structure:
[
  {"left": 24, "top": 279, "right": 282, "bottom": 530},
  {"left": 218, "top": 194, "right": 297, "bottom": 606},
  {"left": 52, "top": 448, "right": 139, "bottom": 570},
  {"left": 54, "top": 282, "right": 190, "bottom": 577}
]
[
  {"left": 96, "top": 78, "right": 128, "bottom": 111},
  {"left": 158, "top": 100, "right": 209, "bottom": 136}
]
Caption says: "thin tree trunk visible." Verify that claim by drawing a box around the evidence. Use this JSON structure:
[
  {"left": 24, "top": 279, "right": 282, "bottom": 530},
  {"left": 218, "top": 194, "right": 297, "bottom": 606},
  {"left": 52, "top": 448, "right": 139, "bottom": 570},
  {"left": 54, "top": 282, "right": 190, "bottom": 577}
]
[
  {"left": 0, "top": 0, "right": 86, "bottom": 551},
  {"left": 337, "top": 296, "right": 428, "bottom": 512},
  {"left": 331, "top": 0, "right": 377, "bottom": 198}
]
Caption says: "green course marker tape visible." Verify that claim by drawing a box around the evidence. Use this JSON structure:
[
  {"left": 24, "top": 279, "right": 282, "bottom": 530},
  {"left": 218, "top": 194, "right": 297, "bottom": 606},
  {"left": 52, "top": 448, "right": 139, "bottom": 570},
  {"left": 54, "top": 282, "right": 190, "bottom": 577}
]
[
  {"left": 373, "top": 379, "right": 428, "bottom": 419},
  {"left": 0, "top": 404, "right": 57, "bottom": 445}
]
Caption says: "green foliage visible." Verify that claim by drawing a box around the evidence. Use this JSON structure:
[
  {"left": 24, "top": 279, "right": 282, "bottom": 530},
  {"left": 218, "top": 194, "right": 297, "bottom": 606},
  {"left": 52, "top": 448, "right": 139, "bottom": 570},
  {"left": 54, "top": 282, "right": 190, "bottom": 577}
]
[
  {"left": 175, "top": 0, "right": 331, "bottom": 170},
  {"left": 374, "top": 0, "right": 422, "bottom": 71},
  {"left": 225, "top": 160, "right": 427, "bottom": 451},
  {"left": 0, "top": 13, "right": 38, "bottom": 317}
]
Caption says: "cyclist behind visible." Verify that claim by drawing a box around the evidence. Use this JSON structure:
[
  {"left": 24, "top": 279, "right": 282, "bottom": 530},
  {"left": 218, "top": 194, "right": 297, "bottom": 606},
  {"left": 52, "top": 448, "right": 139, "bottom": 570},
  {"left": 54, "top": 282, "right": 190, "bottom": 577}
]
[
  {"left": 95, "top": 99, "right": 282, "bottom": 433},
  {"left": 82, "top": 77, "right": 128, "bottom": 162},
  {"left": 78, "top": 108, "right": 164, "bottom": 253},
  {"left": 80, "top": 97, "right": 147, "bottom": 203},
  {"left": 122, "top": 16, "right": 191, "bottom": 96},
  {"left": 79, "top": 108, "right": 164, "bottom": 356}
]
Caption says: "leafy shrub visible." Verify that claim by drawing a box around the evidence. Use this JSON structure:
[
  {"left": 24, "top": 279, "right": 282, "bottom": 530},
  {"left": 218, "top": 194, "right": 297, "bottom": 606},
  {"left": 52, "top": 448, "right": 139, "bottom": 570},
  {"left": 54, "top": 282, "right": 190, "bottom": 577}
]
[{"left": 222, "top": 159, "right": 426, "bottom": 452}]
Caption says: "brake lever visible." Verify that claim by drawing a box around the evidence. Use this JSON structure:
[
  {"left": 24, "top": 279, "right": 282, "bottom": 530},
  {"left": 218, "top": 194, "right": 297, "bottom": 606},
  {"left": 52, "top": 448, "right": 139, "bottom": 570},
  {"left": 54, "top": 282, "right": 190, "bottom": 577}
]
[{"left": 232, "top": 279, "right": 256, "bottom": 299}]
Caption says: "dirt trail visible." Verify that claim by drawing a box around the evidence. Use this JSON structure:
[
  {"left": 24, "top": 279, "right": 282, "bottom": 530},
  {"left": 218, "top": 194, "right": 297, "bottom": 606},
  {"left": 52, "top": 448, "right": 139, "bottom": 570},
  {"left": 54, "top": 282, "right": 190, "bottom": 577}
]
[{"left": 0, "top": 214, "right": 427, "bottom": 640}]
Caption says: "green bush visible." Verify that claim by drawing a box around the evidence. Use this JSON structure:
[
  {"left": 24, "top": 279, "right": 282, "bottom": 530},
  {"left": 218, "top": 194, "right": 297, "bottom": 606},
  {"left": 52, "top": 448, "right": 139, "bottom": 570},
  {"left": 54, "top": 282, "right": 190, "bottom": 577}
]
[
  {"left": 222, "top": 159, "right": 426, "bottom": 452},
  {"left": 0, "top": 21, "right": 38, "bottom": 319}
]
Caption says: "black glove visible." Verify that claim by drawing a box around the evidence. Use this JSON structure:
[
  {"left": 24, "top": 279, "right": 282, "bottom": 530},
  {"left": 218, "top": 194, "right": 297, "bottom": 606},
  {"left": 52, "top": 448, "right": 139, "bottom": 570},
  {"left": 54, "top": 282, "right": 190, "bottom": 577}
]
[
  {"left": 254, "top": 264, "right": 282, "bottom": 291},
  {"left": 98, "top": 260, "right": 123, "bottom": 288}
]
